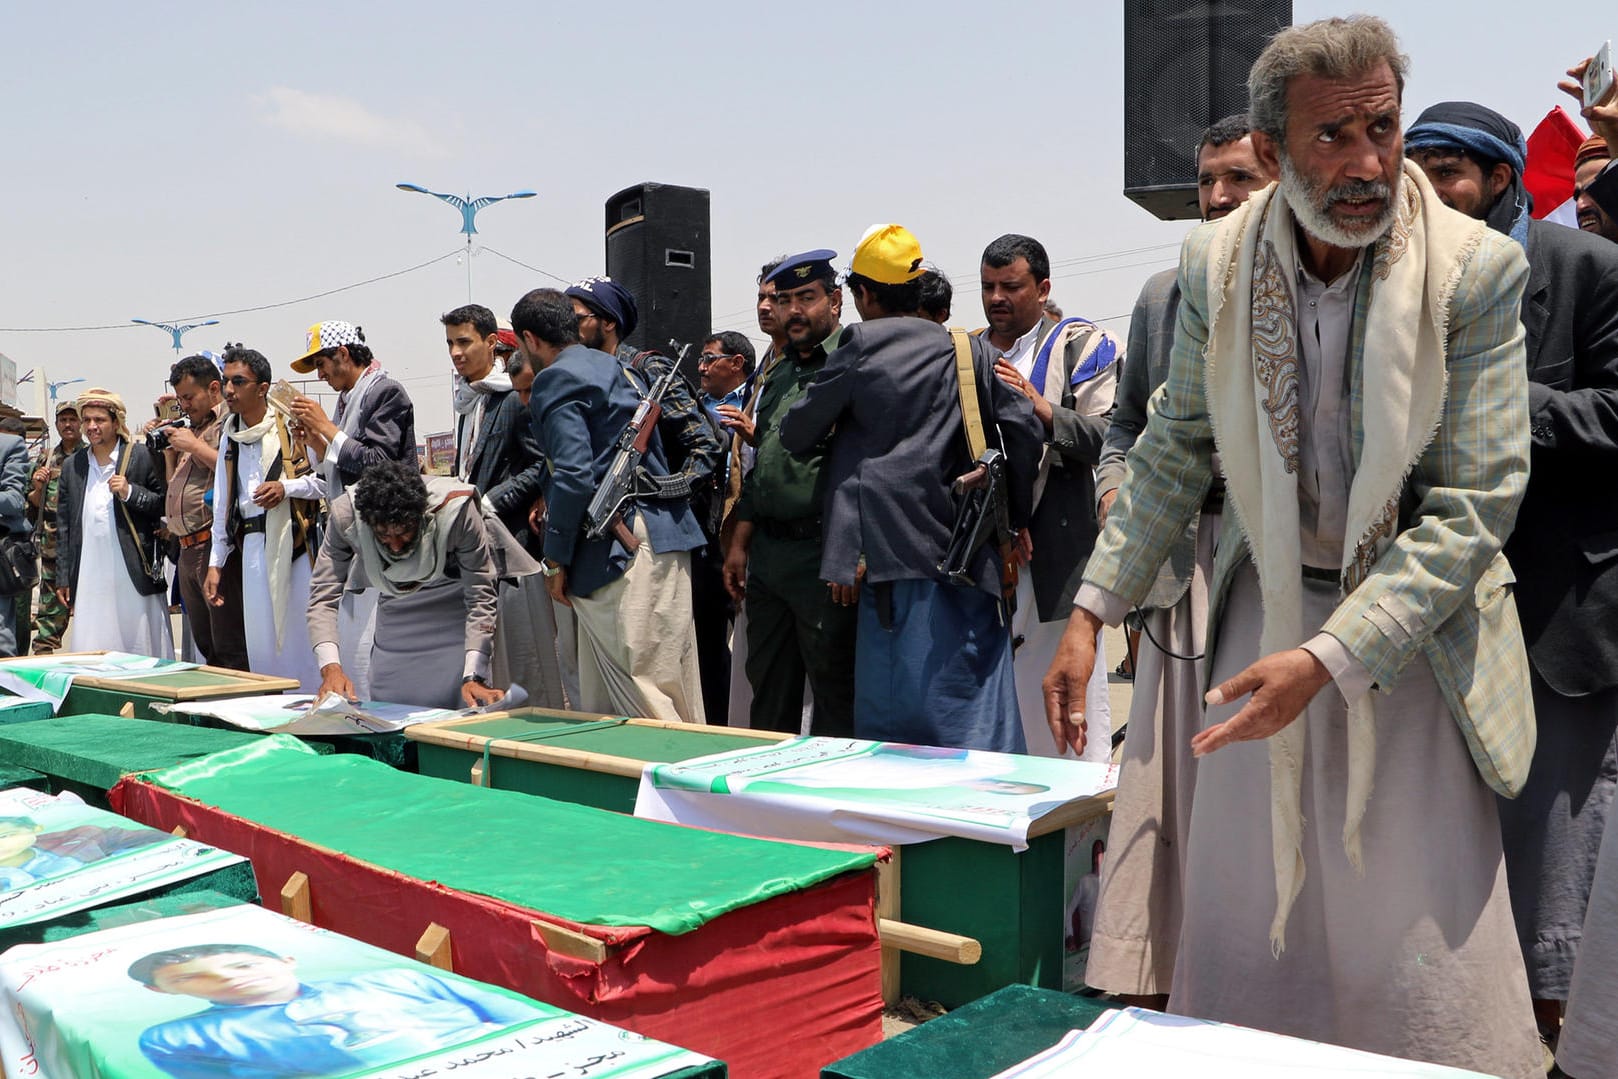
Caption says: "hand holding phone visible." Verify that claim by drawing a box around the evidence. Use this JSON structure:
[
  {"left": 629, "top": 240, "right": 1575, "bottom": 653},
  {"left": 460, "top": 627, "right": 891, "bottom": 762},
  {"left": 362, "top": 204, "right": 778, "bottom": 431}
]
[{"left": 1584, "top": 41, "right": 1614, "bottom": 108}]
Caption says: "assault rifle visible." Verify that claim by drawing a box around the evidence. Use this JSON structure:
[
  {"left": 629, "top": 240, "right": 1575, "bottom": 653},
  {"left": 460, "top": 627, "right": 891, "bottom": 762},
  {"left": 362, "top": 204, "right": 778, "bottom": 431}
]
[
  {"left": 937, "top": 447, "right": 1017, "bottom": 617},
  {"left": 584, "top": 365, "right": 679, "bottom": 553}
]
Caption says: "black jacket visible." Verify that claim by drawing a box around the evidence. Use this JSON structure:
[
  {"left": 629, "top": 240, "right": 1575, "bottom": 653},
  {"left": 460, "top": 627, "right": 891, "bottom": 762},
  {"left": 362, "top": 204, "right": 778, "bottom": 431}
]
[
  {"left": 1504, "top": 217, "right": 1618, "bottom": 695},
  {"left": 778, "top": 318, "right": 1044, "bottom": 599},
  {"left": 57, "top": 441, "right": 168, "bottom": 598},
  {"left": 460, "top": 388, "right": 546, "bottom": 544}
]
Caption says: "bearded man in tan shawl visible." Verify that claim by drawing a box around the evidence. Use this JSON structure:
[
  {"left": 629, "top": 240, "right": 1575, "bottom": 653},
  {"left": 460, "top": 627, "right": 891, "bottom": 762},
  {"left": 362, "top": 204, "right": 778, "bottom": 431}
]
[{"left": 1044, "top": 15, "right": 1541, "bottom": 1077}]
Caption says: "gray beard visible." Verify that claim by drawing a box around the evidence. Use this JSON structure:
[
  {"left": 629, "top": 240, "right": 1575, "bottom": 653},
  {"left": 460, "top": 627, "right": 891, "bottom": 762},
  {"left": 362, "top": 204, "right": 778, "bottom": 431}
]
[{"left": 1279, "top": 154, "right": 1400, "bottom": 249}]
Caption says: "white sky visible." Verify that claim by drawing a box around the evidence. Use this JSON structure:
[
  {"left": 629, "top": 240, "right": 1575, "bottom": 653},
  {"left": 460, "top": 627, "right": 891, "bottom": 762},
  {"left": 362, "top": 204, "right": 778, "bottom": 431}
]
[{"left": 0, "top": 1, "right": 1606, "bottom": 437}]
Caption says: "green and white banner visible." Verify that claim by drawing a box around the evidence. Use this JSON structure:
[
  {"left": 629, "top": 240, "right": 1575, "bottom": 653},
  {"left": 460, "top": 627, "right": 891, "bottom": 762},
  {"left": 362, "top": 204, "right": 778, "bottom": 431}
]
[
  {"left": 636, "top": 737, "right": 1115, "bottom": 851},
  {"left": 0, "top": 903, "right": 717, "bottom": 1079},
  {"left": 0, "top": 788, "right": 245, "bottom": 928},
  {"left": 0, "top": 651, "right": 198, "bottom": 711}
]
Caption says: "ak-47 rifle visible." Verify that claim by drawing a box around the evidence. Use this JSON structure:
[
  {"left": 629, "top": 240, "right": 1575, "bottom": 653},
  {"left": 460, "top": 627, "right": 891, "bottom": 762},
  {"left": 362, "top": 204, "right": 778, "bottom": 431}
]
[
  {"left": 937, "top": 446, "right": 1016, "bottom": 612},
  {"left": 584, "top": 365, "right": 678, "bottom": 553}
]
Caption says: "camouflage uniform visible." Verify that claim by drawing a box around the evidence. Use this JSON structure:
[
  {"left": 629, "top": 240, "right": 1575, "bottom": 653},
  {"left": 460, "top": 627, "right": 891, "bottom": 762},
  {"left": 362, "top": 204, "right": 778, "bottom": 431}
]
[{"left": 29, "top": 443, "right": 74, "bottom": 653}]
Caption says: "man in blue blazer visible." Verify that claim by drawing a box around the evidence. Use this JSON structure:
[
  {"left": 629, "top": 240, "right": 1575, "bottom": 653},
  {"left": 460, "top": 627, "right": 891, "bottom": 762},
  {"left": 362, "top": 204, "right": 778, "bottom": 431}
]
[{"left": 513, "top": 288, "right": 707, "bottom": 724}]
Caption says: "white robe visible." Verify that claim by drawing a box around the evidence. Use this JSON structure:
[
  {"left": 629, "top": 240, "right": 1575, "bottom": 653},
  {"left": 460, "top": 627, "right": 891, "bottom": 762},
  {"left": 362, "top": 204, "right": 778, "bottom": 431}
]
[
  {"left": 210, "top": 430, "right": 322, "bottom": 692},
  {"left": 71, "top": 456, "right": 173, "bottom": 658}
]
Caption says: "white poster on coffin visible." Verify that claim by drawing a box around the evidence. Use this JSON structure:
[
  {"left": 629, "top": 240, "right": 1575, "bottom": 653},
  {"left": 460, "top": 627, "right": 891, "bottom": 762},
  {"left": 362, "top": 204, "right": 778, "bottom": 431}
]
[
  {"left": 989, "top": 1007, "right": 1497, "bottom": 1079},
  {"left": 0, "top": 788, "right": 245, "bottom": 928},
  {"left": 165, "top": 688, "right": 529, "bottom": 736},
  {"left": 0, "top": 903, "right": 716, "bottom": 1079},
  {"left": 636, "top": 736, "right": 1115, "bottom": 851}
]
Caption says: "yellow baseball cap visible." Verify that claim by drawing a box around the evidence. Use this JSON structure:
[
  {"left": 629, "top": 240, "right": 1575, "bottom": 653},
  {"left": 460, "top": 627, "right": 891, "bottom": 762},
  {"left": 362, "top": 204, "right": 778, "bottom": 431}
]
[{"left": 850, "top": 224, "right": 926, "bottom": 285}]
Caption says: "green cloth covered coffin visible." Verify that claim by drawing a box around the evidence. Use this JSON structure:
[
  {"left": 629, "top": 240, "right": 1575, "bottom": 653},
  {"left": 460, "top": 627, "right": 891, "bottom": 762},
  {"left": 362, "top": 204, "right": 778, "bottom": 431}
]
[
  {"left": 0, "top": 715, "right": 292, "bottom": 805},
  {"left": 407, "top": 711, "right": 1112, "bottom": 1007},
  {"left": 821, "top": 984, "right": 1118, "bottom": 1079}
]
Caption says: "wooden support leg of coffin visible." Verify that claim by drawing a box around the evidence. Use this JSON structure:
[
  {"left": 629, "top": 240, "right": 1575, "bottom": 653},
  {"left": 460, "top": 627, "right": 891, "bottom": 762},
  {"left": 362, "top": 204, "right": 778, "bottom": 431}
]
[
  {"left": 876, "top": 850, "right": 901, "bottom": 1006},
  {"left": 280, "top": 871, "right": 312, "bottom": 923},
  {"left": 416, "top": 923, "right": 453, "bottom": 971}
]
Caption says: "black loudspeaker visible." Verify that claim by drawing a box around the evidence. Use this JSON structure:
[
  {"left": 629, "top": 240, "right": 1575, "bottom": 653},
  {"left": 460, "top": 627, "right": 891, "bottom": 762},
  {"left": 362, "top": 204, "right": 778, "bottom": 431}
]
[
  {"left": 604, "top": 183, "right": 711, "bottom": 370},
  {"left": 1123, "top": 0, "right": 1291, "bottom": 221}
]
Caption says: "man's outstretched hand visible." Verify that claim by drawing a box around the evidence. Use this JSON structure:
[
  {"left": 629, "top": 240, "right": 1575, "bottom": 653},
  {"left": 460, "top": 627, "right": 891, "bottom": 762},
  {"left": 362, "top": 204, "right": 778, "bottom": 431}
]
[
  {"left": 1191, "top": 647, "right": 1331, "bottom": 757},
  {"left": 1042, "top": 609, "right": 1103, "bottom": 757}
]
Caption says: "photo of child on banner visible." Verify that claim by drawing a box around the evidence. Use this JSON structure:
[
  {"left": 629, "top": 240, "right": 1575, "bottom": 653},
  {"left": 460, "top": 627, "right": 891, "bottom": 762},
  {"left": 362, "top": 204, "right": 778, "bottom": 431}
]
[
  {"left": 0, "top": 789, "right": 245, "bottom": 928},
  {"left": 0, "top": 903, "right": 717, "bottom": 1079}
]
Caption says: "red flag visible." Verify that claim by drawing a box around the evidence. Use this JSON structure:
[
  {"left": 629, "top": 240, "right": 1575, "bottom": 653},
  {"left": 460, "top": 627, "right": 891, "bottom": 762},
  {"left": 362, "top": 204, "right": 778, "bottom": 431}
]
[{"left": 1525, "top": 106, "right": 1588, "bottom": 219}]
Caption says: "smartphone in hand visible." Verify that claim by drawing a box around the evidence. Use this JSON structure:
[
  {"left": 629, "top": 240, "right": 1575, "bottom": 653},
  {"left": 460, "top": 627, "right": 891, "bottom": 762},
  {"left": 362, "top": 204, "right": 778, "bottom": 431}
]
[{"left": 1585, "top": 41, "right": 1614, "bottom": 108}]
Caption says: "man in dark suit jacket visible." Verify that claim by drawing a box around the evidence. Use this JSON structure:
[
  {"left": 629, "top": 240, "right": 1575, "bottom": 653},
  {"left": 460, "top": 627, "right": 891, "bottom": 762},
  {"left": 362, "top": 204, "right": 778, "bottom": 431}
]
[
  {"left": 441, "top": 303, "right": 560, "bottom": 707},
  {"left": 513, "top": 288, "right": 707, "bottom": 724},
  {"left": 55, "top": 392, "right": 170, "bottom": 661},
  {"left": 441, "top": 305, "right": 546, "bottom": 540},
  {"left": 1409, "top": 103, "right": 1618, "bottom": 1027},
  {"left": 780, "top": 226, "right": 1044, "bottom": 752},
  {"left": 976, "top": 234, "right": 1120, "bottom": 759},
  {"left": 0, "top": 431, "right": 34, "bottom": 656},
  {"left": 286, "top": 320, "right": 417, "bottom": 501}
]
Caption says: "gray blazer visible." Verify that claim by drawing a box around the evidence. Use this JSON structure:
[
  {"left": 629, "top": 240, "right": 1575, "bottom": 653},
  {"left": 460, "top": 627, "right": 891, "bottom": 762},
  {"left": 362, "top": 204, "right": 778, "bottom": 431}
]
[
  {"left": 1096, "top": 268, "right": 1201, "bottom": 612},
  {"left": 1504, "top": 217, "right": 1618, "bottom": 695},
  {"left": 777, "top": 318, "right": 1044, "bottom": 597},
  {"left": 329, "top": 375, "right": 417, "bottom": 492}
]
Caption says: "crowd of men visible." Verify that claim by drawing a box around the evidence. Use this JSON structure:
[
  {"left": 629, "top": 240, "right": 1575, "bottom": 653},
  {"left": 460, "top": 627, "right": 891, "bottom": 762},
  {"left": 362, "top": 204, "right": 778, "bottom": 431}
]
[{"left": 0, "top": 12, "right": 1615, "bottom": 1077}]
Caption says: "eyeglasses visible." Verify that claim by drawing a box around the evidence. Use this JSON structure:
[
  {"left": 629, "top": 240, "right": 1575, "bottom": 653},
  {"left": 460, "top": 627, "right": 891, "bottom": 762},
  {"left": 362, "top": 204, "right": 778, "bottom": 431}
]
[{"left": 697, "top": 352, "right": 736, "bottom": 366}]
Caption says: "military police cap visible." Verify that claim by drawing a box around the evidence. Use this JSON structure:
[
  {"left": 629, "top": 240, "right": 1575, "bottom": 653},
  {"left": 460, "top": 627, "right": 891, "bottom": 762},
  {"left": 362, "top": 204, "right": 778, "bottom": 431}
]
[{"left": 764, "top": 249, "right": 838, "bottom": 288}]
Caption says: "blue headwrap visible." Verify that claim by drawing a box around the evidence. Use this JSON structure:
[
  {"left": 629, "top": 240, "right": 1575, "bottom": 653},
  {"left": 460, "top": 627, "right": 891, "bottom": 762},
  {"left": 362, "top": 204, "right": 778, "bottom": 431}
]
[
  {"left": 1405, "top": 101, "right": 1532, "bottom": 245},
  {"left": 565, "top": 276, "right": 639, "bottom": 339}
]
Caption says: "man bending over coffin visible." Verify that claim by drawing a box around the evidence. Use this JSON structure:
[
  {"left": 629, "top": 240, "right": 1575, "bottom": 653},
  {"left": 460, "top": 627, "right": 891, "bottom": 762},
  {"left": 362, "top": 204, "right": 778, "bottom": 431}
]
[
  {"left": 130, "top": 944, "right": 543, "bottom": 1079},
  {"left": 306, "top": 459, "right": 505, "bottom": 710}
]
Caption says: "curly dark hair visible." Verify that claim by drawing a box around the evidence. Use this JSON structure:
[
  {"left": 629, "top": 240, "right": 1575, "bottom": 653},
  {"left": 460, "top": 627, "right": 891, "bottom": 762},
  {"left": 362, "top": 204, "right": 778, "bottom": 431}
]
[{"left": 352, "top": 459, "right": 428, "bottom": 531}]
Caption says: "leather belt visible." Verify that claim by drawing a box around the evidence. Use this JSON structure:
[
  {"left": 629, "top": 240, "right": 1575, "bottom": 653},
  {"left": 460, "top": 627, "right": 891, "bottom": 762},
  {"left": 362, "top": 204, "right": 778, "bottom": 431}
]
[
  {"left": 1301, "top": 564, "right": 1339, "bottom": 583},
  {"left": 178, "top": 527, "right": 212, "bottom": 549},
  {"left": 239, "top": 517, "right": 267, "bottom": 537}
]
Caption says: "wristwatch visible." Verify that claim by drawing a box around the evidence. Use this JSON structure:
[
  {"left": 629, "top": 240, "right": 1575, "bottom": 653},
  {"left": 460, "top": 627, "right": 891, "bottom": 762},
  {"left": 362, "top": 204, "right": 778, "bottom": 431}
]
[
  {"left": 540, "top": 559, "right": 564, "bottom": 578},
  {"left": 462, "top": 673, "right": 491, "bottom": 687}
]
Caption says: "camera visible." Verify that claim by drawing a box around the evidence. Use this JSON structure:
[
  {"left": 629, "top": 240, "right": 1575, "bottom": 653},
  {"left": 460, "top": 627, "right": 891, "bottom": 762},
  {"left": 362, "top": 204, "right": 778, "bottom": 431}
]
[{"left": 147, "top": 416, "right": 190, "bottom": 452}]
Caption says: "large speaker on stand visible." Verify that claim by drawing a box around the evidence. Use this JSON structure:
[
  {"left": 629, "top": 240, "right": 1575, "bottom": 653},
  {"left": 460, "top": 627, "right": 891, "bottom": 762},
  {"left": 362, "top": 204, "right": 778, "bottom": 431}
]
[
  {"left": 1123, "top": 0, "right": 1291, "bottom": 221},
  {"left": 604, "top": 182, "right": 711, "bottom": 378}
]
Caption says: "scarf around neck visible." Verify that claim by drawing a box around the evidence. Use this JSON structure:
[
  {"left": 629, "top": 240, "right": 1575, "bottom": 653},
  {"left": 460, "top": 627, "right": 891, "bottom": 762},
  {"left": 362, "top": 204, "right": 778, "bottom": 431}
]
[
  {"left": 452, "top": 359, "right": 512, "bottom": 477},
  {"left": 351, "top": 476, "right": 475, "bottom": 599},
  {"left": 226, "top": 410, "right": 296, "bottom": 648},
  {"left": 1203, "top": 160, "right": 1486, "bottom": 953},
  {"left": 1026, "top": 319, "right": 1120, "bottom": 506}
]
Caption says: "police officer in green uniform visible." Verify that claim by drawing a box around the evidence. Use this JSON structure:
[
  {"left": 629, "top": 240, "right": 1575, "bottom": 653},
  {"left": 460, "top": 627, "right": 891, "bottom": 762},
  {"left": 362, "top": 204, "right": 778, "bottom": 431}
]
[
  {"left": 27, "top": 401, "right": 82, "bottom": 653},
  {"left": 722, "top": 250, "right": 856, "bottom": 737}
]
